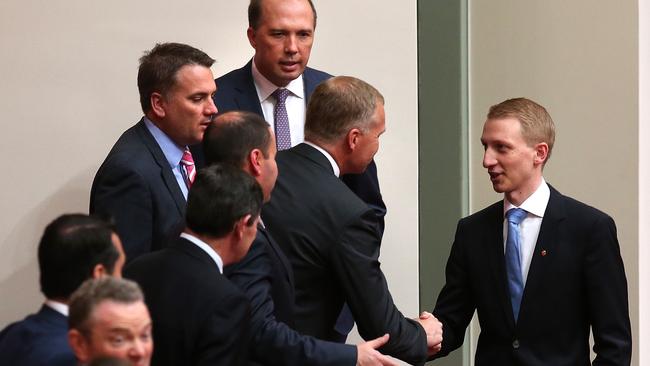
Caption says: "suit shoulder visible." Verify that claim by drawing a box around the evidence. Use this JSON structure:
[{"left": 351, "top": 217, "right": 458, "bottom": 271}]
[
  {"left": 304, "top": 67, "right": 332, "bottom": 80},
  {"left": 215, "top": 65, "right": 249, "bottom": 88},
  {"left": 459, "top": 200, "right": 502, "bottom": 225}
]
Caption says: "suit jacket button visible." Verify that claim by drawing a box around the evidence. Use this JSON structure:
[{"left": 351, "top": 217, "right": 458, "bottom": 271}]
[{"left": 512, "top": 339, "right": 520, "bottom": 349}]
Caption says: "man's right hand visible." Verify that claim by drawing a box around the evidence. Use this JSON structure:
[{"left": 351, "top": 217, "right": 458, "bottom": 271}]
[
  {"left": 356, "top": 334, "right": 399, "bottom": 366},
  {"left": 416, "top": 311, "right": 443, "bottom": 356}
]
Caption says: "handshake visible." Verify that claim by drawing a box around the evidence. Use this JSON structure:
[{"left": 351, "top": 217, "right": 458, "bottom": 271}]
[{"left": 356, "top": 312, "right": 443, "bottom": 366}]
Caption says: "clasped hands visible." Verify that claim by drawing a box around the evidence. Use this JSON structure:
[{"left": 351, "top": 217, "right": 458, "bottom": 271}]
[{"left": 416, "top": 311, "right": 443, "bottom": 356}]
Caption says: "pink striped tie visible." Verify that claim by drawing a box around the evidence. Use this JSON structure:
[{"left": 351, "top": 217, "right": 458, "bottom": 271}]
[{"left": 180, "top": 148, "right": 196, "bottom": 188}]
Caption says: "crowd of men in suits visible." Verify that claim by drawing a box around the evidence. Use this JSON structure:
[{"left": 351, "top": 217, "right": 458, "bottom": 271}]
[{"left": 0, "top": 0, "right": 633, "bottom": 365}]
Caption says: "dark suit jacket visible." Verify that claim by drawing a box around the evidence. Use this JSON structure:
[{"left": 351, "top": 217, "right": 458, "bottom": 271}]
[
  {"left": 0, "top": 305, "right": 75, "bottom": 366},
  {"left": 211, "top": 60, "right": 387, "bottom": 231},
  {"left": 125, "top": 236, "right": 251, "bottom": 366},
  {"left": 224, "top": 224, "right": 356, "bottom": 366},
  {"left": 210, "top": 61, "right": 387, "bottom": 339},
  {"left": 433, "top": 185, "right": 632, "bottom": 366},
  {"left": 90, "top": 119, "right": 185, "bottom": 261},
  {"left": 262, "top": 143, "right": 428, "bottom": 365}
]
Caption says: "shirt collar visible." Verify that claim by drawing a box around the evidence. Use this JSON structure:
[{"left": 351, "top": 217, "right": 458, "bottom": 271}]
[
  {"left": 251, "top": 58, "right": 305, "bottom": 103},
  {"left": 44, "top": 299, "right": 69, "bottom": 317},
  {"left": 504, "top": 178, "right": 550, "bottom": 218},
  {"left": 143, "top": 117, "right": 185, "bottom": 169},
  {"left": 304, "top": 141, "right": 341, "bottom": 177},
  {"left": 180, "top": 232, "right": 224, "bottom": 273}
]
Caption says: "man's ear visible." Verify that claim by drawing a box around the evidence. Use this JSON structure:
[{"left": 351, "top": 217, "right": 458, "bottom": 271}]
[
  {"left": 248, "top": 149, "right": 263, "bottom": 176},
  {"left": 150, "top": 92, "right": 166, "bottom": 119},
  {"left": 247, "top": 27, "right": 257, "bottom": 49},
  {"left": 68, "top": 329, "right": 90, "bottom": 363},
  {"left": 91, "top": 264, "right": 107, "bottom": 279},
  {"left": 233, "top": 214, "right": 253, "bottom": 241},
  {"left": 346, "top": 128, "right": 362, "bottom": 151},
  {"left": 533, "top": 142, "right": 549, "bottom": 166}
]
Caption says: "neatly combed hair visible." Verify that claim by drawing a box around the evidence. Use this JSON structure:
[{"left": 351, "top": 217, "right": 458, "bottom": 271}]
[
  {"left": 248, "top": 0, "right": 317, "bottom": 29},
  {"left": 305, "top": 76, "right": 384, "bottom": 144},
  {"left": 487, "top": 97, "right": 556, "bottom": 162},
  {"left": 38, "top": 214, "right": 119, "bottom": 301},
  {"left": 185, "top": 164, "right": 263, "bottom": 238},
  {"left": 137, "top": 42, "right": 215, "bottom": 113},
  {"left": 68, "top": 277, "right": 144, "bottom": 336},
  {"left": 203, "top": 111, "right": 272, "bottom": 167}
]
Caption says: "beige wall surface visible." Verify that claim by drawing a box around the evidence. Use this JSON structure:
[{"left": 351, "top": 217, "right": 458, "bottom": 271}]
[
  {"left": 469, "top": 0, "right": 639, "bottom": 365},
  {"left": 639, "top": 0, "right": 649, "bottom": 363},
  {"left": 0, "top": 0, "right": 420, "bottom": 350}
]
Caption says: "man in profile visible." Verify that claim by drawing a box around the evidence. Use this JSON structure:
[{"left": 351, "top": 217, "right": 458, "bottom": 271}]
[
  {"left": 262, "top": 76, "right": 442, "bottom": 366},
  {"left": 91, "top": 42, "right": 218, "bottom": 261},
  {"left": 68, "top": 277, "right": 152, "bottom": 366},
  {"left": 431, "top": 98, "right": 631, "bottom": 365},
  {"left": 0, "top": 214, "right": 126, "bottom": 366},
  {"left": 125, "top": 164, "right": 262, "bottom": 366},
  {"left": 203, "top": 111, "right": 396, "bottom": 366},
  {"left": 213, "top": 0, "right": 386, "bottom": 342}
]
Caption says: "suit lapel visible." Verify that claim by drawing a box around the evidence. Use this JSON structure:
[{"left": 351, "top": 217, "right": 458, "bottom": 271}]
[
  {"left": 484, "top": 202, "right": 518, "bottom": 329},
  {"left": 135, "top": 120, "right": 186, "bottom": 215},
  {"left": 519, "top": 186, "right": 565, "bottom": 322},
  {"left": 303, "top": 68, "right": 320, "bottom": 101},
  {"left": 260, "top": 224, "right": 295, "bottom": 286},
  {"left": 231, "top": 61, "right": 264, "bottom": 115}
]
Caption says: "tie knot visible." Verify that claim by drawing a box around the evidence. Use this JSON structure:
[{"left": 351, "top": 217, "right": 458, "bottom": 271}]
[
  {"left": 180, "top": 148, "right": 194, "bottom": 166},
  {"left": 273, "top": 88, "right": 291, "bottom": 104},
  {"left": 506, "top": 208, "right": 527, "bottom": 225}
]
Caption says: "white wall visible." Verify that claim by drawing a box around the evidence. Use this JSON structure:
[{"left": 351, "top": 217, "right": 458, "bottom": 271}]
[
  {"left": 0, "top": 1, "right": 420, "bottom": 354},
  {"left": 639, "top": 0, "right": 649, "bottom": 363},
  {"left": 469, "top": 0, "right": 639, "bottom": 364}
]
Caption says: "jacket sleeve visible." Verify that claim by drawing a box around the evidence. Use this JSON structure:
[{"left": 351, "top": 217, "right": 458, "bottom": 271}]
[{"left": 332, "top": 209, "right": 428, "bottom": 366}]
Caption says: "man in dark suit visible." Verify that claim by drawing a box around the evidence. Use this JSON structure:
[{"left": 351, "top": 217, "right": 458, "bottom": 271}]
[
  {"left": 262, "top": 76, "right": 443, "bottom": 366},
  {"left": 0, "top": 214, "right": 125, "bottom": 365},
  {"left": 212, "top": 0, "right": 386, "bottom": 340},
  {"left": 125, "top": 164, "right": 262, "bottom": 366},
  {"left": 68, "top": 277, "right": 152, "bottom": 366},
  {"left": 90, "top": 42, "right": 218, "bottom": 261},
  {"left": 430, "top": 98, "right": 632, "bottom": 365},
  {"left": 202, "top": 110, "right": 397, "bottom": 366}
]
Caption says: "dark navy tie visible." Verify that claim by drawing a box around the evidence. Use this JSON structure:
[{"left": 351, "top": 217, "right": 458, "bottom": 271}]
[{"left": 505, "top": 208, "right": 527, "bottom": 321}]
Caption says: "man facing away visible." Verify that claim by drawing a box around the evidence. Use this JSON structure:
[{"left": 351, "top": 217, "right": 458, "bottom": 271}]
[
  {"left": 125, "top": 164, "right": 262, "bottom": 366},
  {"left": 90, "top": 42, "right": 218, "bottom": 261},
  {"left": 262, "top": 76, "right": 443, "bottom": 366},
  {"left": 430, "top": 97, "right": 632, "bottom": 365},
  {"left": 0, "top": 214, "right": 126, "bottom": 366},
  {"left": 202, "top": 110, "right": 397, "bottom": 366},
  {"left": 68, "top": 277, "right": 152, "bottom": 366},
  {"left": 212, "top": 0, "right": 387, "bottom": 341}
]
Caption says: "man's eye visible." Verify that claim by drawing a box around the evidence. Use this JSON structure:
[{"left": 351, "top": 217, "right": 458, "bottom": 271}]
[{"left": 110, "top": 336, "right": 125, "bottom": 346}]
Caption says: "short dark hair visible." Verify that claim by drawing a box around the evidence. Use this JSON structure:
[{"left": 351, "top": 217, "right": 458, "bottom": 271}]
[
  {"left": 248, "top": 0, "right": 317, "bottom": 29},
  {"left": 186, "top": 164, "right": 263, "bottom": 238},
  {"left": 203, "top": 111, "right": 272, "bottom": 167},
  {"left": 38, "top": 214, "right": 119, "bottom": 300},
  {"left": 305, "top": 76, "right": 384, "bottom": 144},
  {"left": 137, "top": 42, "right": 215, "bottom": 113},
  {"left": 68, "top": 277, "right": 144, "bottom": 336}
]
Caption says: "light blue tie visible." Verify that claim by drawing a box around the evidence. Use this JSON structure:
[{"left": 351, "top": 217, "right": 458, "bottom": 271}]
[{"left": 505, "top": 208, "right": 527, "bottom": 322}]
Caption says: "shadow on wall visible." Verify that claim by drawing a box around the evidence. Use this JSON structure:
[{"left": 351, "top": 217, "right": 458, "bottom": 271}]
[{"left": 0, "top": 168, "right": 96, "bottom": 327}]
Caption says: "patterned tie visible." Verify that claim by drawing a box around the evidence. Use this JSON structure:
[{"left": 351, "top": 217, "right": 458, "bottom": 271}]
[
  {"left": 180, "top": 148, "right": 196, "bottom": 188},
  {"left": 505, "top": 207, "right": 527, "bottom": 322},
  {"left": 272, "top": 88, "right": 292, "bottom": 151}
]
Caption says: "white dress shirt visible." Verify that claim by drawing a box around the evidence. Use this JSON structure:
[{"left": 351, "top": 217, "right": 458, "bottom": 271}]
[
  {"left": 44, "top": 299, "right": 69, "bottom": 316},
  {"left": 502, "top": 178, "right": 550, "bottom": 284},
  {"left": 252, "top": 59, "right": 306, "bottom": 147},
  {"left": 180, "top": 232, "right": 224, "bottom": 273},
  {"left": 304, "top": 141, "right": 340, "bottom": 177}
]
